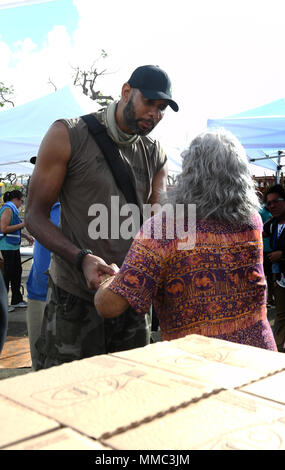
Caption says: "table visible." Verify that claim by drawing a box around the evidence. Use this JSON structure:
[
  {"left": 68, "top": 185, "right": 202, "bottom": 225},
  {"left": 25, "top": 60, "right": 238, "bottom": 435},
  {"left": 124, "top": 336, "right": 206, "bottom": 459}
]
[{"left": 20, "top": 246, "right": 34, "bottom": 265}]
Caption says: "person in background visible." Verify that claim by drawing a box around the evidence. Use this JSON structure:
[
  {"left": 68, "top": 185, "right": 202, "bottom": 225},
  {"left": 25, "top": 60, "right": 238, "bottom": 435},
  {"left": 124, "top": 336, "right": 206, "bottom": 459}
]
[
  {"left": 26, "top": 156, "right": 61, "bottom": 369},
  {"left": 263, "top": 184, "right": 285, "bottom": 352},
  {"left": 26, "top": 201, "right": 60, "bottom": 369},
  {"left": 0, "top": 190, "right": 34, "bottom": 312},
  {"left": 259, "top": 201, "right": 274, "bottom": 306},
  {"left": 95, "top": 130, "right": 277, "bottom": 352},
  {"left": 0, "top": 271, "right": 8, "bottom": 355},
  {"left": 25, "top": 65, "right": 178, "bottom": 369}
]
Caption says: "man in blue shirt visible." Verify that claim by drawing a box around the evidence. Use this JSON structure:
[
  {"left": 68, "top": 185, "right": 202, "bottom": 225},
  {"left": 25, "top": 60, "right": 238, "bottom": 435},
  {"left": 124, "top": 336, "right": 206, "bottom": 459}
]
[
  {"left": 26, "top": 157, "right": 60, "bottom": 369},
  {"left": 26, "top": 200, "right": 60, "bottom": 369}
]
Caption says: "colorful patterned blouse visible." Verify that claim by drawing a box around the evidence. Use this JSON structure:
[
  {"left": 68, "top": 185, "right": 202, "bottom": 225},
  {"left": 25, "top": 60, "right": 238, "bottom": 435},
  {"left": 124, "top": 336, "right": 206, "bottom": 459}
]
[{"left": 109, "top": 211, "right": 277, "bottom": 351}]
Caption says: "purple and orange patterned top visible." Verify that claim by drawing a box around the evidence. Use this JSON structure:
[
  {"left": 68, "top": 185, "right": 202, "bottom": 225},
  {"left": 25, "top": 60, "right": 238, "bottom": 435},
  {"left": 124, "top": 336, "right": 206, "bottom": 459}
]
[{"left": 109, "top": 211, "right": 277, "bottom": 351}]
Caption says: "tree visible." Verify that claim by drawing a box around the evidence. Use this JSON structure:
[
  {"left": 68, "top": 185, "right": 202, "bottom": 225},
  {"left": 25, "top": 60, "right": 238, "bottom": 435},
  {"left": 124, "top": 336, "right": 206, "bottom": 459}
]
[
  {"left": 47, "top": 50, "right": 115, "bottom": 107},
  {"left": 72, "top": 50, "right": 114, "bottom": 108},
  {"left": 0, "top": 82, "right": 14, "bottom": 108}
]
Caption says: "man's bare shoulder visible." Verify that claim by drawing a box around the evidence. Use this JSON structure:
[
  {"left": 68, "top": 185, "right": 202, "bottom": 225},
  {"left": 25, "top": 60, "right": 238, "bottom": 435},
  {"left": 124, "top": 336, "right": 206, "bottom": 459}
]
[
  {"left": 47, "top": 119, "right": 71, "bottom": 136},
  {"left": 38, "top": 120, "right": 72, "bottom": 163}
]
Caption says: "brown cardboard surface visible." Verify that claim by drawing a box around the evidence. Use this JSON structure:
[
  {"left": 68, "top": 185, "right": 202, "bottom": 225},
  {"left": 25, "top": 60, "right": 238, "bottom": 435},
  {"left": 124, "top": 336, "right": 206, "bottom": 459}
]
[
  {"left": 0, "top": 395, "right": 59, "bottom": 449},
  {"left": 239, "top": 371, "right": 285, "bottom": 405},
  {"left": 1, "top": 336, "right": 284, "bottom": 450},
  {"left": 103, "top": 389, "right": 285, "bottom": 450},
  {"left": 112, "top": 337, "right": 269, "bottom": 388},
  {"left": 4, "top": 428, "right": 111, "bottom": 450},
  {"left": 173, "top": 334, "right": 285, "bottom": 375},
  {"left": 0, "top": 353, "right": 218, "bottom": 440}
]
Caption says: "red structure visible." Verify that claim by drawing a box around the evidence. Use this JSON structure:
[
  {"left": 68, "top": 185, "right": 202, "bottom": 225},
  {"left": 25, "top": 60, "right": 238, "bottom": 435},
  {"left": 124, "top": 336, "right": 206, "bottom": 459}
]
[{"left": 253, "top": 175, "right": 277, "bottom": 199}]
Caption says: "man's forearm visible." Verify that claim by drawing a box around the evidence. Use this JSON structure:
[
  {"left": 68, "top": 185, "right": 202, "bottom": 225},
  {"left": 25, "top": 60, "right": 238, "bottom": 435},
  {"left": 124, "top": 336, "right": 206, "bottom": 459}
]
[
  {"left": 25, "top": 214, "right": 80, "bottom": 264},
  {"left": 25, "top": 210, "right": 117, "bottom": 289}
]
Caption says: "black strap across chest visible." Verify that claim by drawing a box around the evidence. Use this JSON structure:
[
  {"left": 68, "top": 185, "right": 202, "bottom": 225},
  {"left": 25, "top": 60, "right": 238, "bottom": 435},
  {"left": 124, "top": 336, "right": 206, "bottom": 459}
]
[{"left": 81, "top": 114, "right": 142, "bottom": 223}]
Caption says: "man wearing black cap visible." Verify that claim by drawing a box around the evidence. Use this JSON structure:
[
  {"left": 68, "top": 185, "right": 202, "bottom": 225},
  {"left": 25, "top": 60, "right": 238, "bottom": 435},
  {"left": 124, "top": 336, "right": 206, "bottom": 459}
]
[{"left": 25, "top": 64, "right": 179, "bottom": 369}]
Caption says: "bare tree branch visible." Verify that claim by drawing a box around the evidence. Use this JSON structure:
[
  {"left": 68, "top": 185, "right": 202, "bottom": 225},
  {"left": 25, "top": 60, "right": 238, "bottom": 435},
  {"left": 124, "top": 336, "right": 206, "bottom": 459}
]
[
  {"left": 47, "top": 77, "right": 57, "bottom": 91},
  {"left": 71, "top": 50, "right": 114, "bottom": 107},
  {"left": 0, "top": 82, "right": 15, "bottom": 108}
]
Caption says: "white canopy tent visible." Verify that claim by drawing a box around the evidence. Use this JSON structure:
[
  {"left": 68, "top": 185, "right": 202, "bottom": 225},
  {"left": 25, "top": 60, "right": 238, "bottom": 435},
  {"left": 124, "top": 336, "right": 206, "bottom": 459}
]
[
  {"left": 0, "top": 86, "right": 182, "bottom": 177},
  {"left": 0, "top": 86, "right": 97, "bottom": 175},
  {"left": 207, "top": 98, "right": 285, "bottom": 180}
]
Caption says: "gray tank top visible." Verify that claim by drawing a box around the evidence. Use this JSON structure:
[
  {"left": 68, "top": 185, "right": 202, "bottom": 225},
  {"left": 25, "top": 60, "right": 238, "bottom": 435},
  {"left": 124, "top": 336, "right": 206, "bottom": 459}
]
[{"left": 49, "top": 109, "right": 167, "bottom": 302}]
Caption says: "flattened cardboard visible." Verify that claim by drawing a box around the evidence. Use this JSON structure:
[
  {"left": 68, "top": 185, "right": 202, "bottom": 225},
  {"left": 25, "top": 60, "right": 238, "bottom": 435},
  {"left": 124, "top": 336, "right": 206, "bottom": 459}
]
[
  {"left": 4, "top": 428, "right": 111, "bottom": 450},
  {"left": 174, "top": 334, "right": 285, "bottom": 375},
  {"left": 0, "top": 395, "right": 59, "bottom": 449},
  {"left": 0, "top": 353, "right": 217, "bottom": 440},
  {"left": 103, "top": 390, "right": 285, "bottom": 450},
  {"left": 1, "top": 335, "right": 285, "bottom": 450},
  {"left": 112, "top": 337, "right": 265, "bottom": 388},
  {"left": 239, "top": 371, "right": 285, "bottom": 405}
]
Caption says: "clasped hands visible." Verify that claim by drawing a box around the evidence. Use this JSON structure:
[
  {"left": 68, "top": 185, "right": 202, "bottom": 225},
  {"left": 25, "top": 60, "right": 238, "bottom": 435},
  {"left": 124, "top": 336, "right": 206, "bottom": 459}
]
[{"left": 81, "top": 253, "right": 119, "bottom": 290}]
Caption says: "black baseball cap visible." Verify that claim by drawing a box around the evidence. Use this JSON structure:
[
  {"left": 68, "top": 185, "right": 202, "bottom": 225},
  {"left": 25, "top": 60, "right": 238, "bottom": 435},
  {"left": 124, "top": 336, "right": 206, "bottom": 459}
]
[
  {"left": 30, "top": 156, "right": 37, "bottom": 164},
  {"left": 128, "top": 65, "right": 179, "bottom": 112}
]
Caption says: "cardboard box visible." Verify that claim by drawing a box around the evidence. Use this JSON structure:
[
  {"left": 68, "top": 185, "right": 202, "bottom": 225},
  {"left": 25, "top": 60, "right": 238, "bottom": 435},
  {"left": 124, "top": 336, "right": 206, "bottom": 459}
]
[
  {"left": 239, "top": 371, "right": 285, "bottom": 405},
  {"left": 4, "top": 428, "right": 111, "bottom": 450},
  {"left": 0, "top": 395, "right": 59, "bottom": 449},
  {"left": 173, "top": 334, "right": 285, "bottom": 376},
  {"left": 103, "top": 389, "right": 285, "bottom": 450},
  {"left": 0, "top": 352, "right": 217, "bottom": 441},
  {"left": 112, "top": 337, "right": 275, "bottom": 388},
  {"left": 1, "top": 334, "right": 285, "bottom": 450}
]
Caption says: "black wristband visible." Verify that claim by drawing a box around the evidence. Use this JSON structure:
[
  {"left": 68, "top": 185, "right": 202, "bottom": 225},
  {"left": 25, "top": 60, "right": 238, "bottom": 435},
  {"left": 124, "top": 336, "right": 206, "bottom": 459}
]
[{"left": 75, "top": 249, "right": 93, "bottom": 272}]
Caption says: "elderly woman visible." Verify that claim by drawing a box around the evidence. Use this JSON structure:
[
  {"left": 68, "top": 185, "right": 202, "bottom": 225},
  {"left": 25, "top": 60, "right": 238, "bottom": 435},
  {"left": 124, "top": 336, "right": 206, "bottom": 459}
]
[{"left": 95, "top": 130, "right": 277, "bottom": 351}]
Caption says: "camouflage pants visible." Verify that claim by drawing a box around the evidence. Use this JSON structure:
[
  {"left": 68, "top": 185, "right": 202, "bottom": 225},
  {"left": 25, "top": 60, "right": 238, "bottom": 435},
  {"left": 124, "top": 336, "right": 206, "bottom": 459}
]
[{"left": 35, "top": 278, "right": 151, "bottom": 370}]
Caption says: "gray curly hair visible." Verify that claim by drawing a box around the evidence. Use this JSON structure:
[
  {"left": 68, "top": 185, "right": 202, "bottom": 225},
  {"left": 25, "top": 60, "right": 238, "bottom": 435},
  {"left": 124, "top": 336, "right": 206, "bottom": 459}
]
[{"left": 166, "top": 129, "right": 260, "bottom": 225}]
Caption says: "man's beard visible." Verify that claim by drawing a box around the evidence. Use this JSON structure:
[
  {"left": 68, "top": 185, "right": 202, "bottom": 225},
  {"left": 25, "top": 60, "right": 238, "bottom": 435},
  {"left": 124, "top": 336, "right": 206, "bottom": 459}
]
[{"left": 123, "top": 97, "right": 155, "bottom": 136}]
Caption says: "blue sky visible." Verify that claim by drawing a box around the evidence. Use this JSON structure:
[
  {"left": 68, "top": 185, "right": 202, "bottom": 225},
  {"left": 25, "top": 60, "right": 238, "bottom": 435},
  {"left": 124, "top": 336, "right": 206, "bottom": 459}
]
[{"left": 0, "top": 0, "right": 78, "bottom": 47}]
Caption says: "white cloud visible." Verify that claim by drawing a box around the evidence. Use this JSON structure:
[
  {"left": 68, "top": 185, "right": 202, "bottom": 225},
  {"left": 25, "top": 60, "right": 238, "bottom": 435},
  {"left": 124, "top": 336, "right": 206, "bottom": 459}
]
[
  {"left": 0, "top": 41, "right": 12, "bottom": 71},
  {"left": 1, "top": 0, "right": 285, "bottom": 168},
  {"left": 14, "top": 37, "right": 37, "bottom": 53},
  {"left": 0, "top": 0, "right": 55, "bottom": 10},
  {"left": 4, "top": 0, "right": 285, "bottom": 110},
  {"left": 2, "top": 25, "right": 74, "bottom": 103}
]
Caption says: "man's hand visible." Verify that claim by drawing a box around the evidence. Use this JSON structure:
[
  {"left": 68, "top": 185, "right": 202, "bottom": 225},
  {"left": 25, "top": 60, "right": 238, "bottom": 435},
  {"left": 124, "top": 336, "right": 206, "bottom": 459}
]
[
  {"left": 99, "top": 263, "right": 120, "bottom": 285},
  {"left": 81, "top": 254, "right": 119, "bottom": 290},
  {"left": 26, "top": 235, "right": 34, "bottom": 246},
  {"left": 267, "top": 250, "right": 282, "bottom": 263},
  {"left": 22, "top": 233, "right": 34, "bottom": 245}
]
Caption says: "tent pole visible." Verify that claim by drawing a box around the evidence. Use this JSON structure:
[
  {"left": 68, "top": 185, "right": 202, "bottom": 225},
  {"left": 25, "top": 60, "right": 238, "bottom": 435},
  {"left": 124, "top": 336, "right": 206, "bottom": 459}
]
[{"left": 276, "top": 151, "right": 282, "bottom": 184}]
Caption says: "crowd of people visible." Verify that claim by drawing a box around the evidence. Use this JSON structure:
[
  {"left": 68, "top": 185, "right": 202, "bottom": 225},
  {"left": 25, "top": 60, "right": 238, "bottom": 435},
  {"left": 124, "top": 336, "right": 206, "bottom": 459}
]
[{"left": 0, "top": 64, "right": 284, "bottom": 363}]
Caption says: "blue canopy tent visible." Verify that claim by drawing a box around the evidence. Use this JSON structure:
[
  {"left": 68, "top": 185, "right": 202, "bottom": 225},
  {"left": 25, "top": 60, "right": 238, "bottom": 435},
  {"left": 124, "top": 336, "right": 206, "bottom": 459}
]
[{"left": 207, "top": 98, "right": 285, "bottom": 181}]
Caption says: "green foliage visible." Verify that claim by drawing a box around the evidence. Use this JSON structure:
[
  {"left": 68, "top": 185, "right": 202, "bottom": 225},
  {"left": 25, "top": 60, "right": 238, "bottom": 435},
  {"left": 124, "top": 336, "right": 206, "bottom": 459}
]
[{"left": 0, "top": 81, "right": 14, "bottom": 108}]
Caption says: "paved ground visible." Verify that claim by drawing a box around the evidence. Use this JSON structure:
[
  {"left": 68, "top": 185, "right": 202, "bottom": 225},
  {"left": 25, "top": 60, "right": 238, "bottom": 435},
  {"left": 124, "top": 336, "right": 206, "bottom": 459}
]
[{"left": 0, "top": 257, "right": 32, "bottom": 380}]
